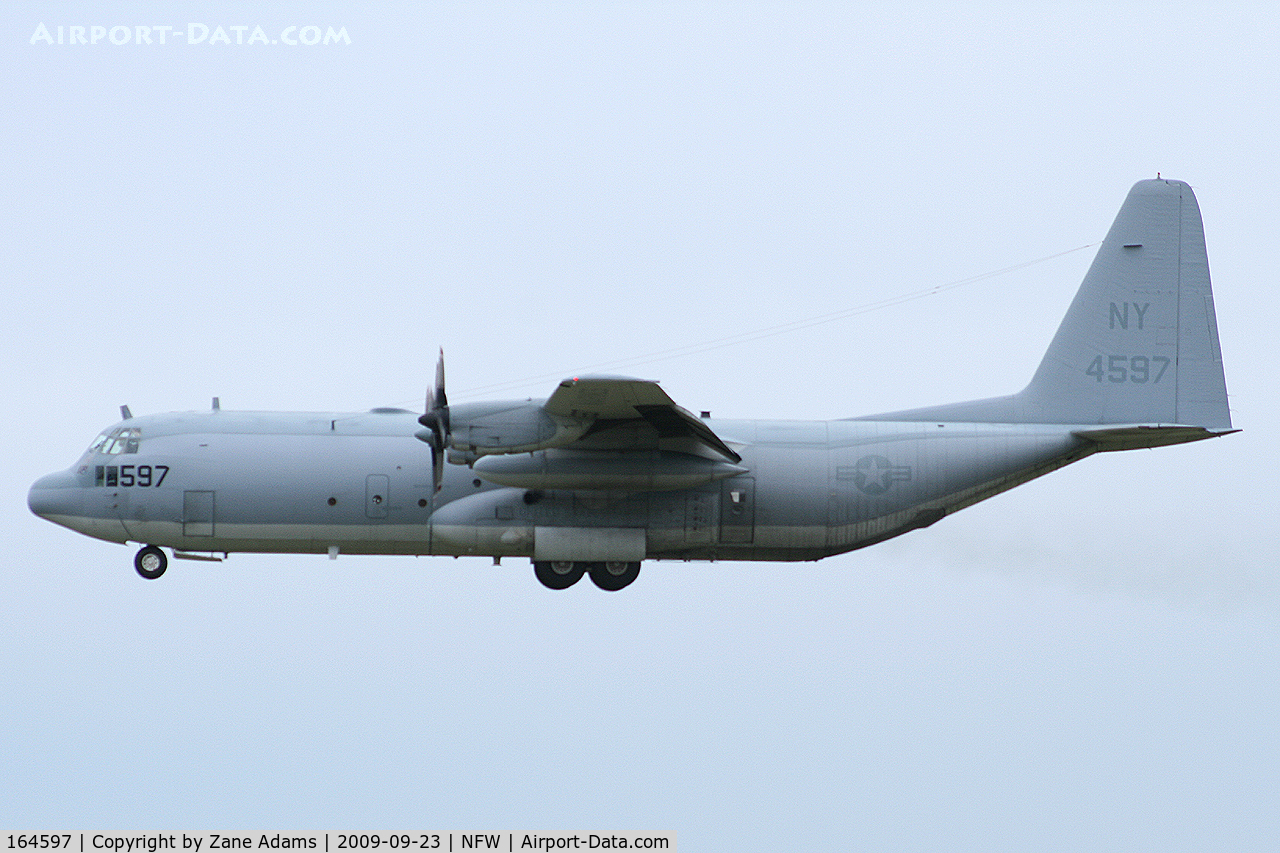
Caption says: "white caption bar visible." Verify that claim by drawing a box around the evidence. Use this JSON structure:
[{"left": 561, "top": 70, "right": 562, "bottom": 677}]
[{"left": 1, "top": 834, "right": 676, "bottom": 853}]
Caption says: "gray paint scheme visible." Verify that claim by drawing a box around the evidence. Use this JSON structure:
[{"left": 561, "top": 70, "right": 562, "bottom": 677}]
[{"left": 28, "top": 180, "right": 1236, "bottom": 583}]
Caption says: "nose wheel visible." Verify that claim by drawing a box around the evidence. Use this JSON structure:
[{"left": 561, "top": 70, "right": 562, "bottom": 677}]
[{"left": 134, "top": 545, "right": 168, "bottom": 579}]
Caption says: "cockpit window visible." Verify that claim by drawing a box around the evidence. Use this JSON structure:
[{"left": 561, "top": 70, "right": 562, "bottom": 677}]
[{"left": 89, "top": 427, "right": 142, "bottom": 455}]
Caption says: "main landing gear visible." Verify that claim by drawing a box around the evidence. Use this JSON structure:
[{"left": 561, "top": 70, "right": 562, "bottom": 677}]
[
  {"left": 533, "top": 560, "right": 642, "bottom": 591},
  {"left": 134, "top": 545, "right": 168, "bottom": 579}
]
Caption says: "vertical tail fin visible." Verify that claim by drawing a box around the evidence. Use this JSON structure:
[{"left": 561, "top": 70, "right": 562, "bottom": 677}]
[
  {"left": 1018, "top": 178, "right": 1231, "bottom": 427},
  {"left": 858, "top": 178, "right": 1232, "bottom": 431}
]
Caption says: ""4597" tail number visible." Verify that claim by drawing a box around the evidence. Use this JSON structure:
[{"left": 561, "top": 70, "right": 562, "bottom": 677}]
[{"left": 1085, "top": 355, "right": 1170, "bottom": 384}]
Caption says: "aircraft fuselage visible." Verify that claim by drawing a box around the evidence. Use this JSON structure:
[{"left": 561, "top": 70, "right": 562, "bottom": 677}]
[{"left": 30, "top": 407, "right": 1093, "bottom": 562}]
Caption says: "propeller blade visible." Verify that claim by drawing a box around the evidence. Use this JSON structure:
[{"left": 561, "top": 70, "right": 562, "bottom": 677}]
[
  {"left": 417, "top": 348, "right": 451, "bottom": 493},
  {"left": 431, "top": 348, "right": 448, "bottom": 413},
  {"left": 432, "top": 441, "right": 445, "bottom": 489}
]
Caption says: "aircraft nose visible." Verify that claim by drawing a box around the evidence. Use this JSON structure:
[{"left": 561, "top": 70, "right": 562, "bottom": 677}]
[{"left": 28, "top": 470, "right": 84, "bottom": 520}]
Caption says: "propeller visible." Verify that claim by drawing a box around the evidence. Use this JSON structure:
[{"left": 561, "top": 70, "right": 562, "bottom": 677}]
[{"left": 417, "top": 349, "right": 451, "bottom": 491}]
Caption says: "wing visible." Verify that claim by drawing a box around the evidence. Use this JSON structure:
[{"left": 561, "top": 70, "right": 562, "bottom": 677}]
[
  {"left": 544, "top": 375, "right": 740, "bottom": 462},
  {"left": 441, "top": 375, "right": 740, "bottom": 463},
  {"left": 451, "top": 375, "right": 745, "bottom": 492}
]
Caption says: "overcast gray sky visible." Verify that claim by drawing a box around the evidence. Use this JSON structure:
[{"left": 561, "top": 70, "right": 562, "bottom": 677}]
[{"left": 4, "top": 3, "right": 1277, "bottom": 849}]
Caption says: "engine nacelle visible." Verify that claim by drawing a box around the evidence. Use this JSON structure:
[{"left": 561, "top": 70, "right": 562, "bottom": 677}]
[{"left": 416, "top": 400, "right": 592, "bottom": 457}]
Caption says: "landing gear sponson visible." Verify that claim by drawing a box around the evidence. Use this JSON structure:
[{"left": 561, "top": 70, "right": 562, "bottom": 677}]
[{"left": 534, "top": 560, "right": 642, "bottom": 591}]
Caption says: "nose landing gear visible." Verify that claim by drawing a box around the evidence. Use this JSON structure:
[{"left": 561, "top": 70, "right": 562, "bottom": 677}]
[{"left": 134, "top": 545, "right": 168, "bottom": 579}]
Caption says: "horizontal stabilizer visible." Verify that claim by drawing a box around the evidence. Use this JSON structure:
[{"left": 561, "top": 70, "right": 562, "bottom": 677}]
[{"left": 1072, "top": 424, "right": 1239, "bottom": 452}]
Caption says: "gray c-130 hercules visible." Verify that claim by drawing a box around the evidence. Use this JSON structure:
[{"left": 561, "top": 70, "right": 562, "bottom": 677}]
[{"left": 29, "top": 178, "right": 1236, "bottom": 590}]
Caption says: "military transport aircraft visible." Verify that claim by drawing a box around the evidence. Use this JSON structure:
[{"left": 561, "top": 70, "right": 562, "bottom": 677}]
[{"left": 29, "top": 178, "right": 1235, "bottom": 590}]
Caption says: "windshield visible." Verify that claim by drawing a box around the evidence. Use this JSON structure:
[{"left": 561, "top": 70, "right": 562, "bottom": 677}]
[{"left": 87, "top": 426, "right": 141, "bottom": 456}]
